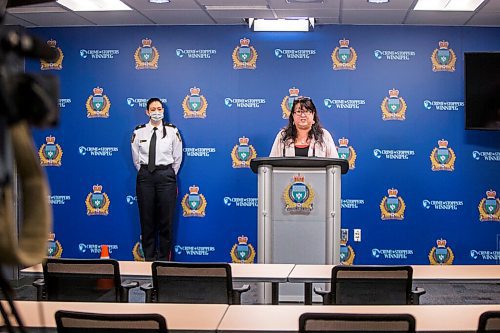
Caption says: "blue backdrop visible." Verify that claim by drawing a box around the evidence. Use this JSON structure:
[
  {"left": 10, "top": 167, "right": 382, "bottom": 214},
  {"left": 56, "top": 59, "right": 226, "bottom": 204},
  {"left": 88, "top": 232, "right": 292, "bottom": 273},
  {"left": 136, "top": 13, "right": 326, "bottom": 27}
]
[{"left": 27, "top": 24, "right": 500, "bottom": 265}]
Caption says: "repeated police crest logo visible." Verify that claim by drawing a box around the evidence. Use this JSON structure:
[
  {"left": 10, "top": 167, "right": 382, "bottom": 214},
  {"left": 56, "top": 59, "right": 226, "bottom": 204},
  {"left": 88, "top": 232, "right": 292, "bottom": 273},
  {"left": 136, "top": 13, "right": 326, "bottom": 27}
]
[
  {"left": 85, "top": 184, "right": 110, "bottom": 216},
  {"left": 283, "top": 175, "right": 315, "bottom": 213},
  {"left": 38, "top": 135, "right": 63, "bottom": 167},
  {"left": 86, "top": 87, "right": 111, "bottom": 118},
  {"left": 230, "top": 235, "right": 256, "bottom": 263},
  {"left": 331, "top": 38, "right": 357, "bottom": 70},
  {"left": 430, "top": 139, "right": 456, "bottom": 171},
  {"left": 337, "top": 137, "right": 357, "bottom": 170},
  {"left": 478, "top": 190, "right": 500, "bottom": 222},
  {"left": 431, "top": 40, "right": 456, "bottom": 72},
  {"left": 47, "top": 232, "right": 63, "bottom": 258},
  {"left": 340, "top": 239, "right": 355, "bottom": 265},
  {"left": 40, "top": 39, "right": 63, "bottom": 70},
  {"left": 134, "top": 38, "right": 159, "bottom": 70},
  {"left": 380, "top": 188, "right": 406, "bottom": 220},
  {"left": 132, "top": 239, "right": 145, "bottom": 261},
  {"left": 231, "top": 137, "right": 257, "bottom": 168},
  {"left": 182, "top": 185, "right": 207, "bottom": 217},
  {"left": 182, "top": 87, "right": 208, "bottom": 119},
  {"left": 381, "top": 89, "right": 407, "bottom": 121},
  {"left": 429, "top": 239, "right": 454, "bottom": 265},
  {"left": 281, "top": 87, "right": 300, "bottom": 119},
  {"left": 232, "top": 38, "right": 258, "bottom": 70}
]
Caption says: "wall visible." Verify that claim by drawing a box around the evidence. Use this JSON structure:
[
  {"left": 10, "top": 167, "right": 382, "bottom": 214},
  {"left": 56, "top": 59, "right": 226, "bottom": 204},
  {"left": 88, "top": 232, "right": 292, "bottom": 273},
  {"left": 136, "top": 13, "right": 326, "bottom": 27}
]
[{"left": 27, "top": 24, "right": 500, "bottom": 264}]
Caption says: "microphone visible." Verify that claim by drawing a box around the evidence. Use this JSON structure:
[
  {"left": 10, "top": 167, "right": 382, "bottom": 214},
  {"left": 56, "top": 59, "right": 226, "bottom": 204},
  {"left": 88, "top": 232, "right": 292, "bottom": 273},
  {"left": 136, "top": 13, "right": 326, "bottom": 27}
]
[{"left": 1, "top": 30, "right": 58, "bottom": 62}]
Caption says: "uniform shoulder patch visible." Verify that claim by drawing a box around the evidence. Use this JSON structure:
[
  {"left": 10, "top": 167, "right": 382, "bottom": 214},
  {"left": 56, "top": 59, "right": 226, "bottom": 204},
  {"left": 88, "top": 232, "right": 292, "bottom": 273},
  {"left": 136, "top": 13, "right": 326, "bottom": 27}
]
[
  {"left": 164, "top": 122, "right": 177, "bottom": 129},
  {"left": 134, "top": 124, "right": 146, "bottom": 130}
]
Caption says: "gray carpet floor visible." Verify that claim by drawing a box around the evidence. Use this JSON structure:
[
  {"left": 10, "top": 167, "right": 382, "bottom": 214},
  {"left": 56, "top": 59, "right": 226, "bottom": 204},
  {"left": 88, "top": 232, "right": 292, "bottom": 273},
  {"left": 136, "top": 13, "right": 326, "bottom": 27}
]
[{"left": 5, "top": 277, "right": 500, "bottom": 305}]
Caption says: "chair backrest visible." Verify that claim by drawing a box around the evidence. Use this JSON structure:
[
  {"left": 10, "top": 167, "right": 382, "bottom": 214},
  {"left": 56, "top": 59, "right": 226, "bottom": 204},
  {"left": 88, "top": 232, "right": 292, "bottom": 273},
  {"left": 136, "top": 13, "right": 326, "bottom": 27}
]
[
  {"left": 55, "top": 310, "right": 168, "bottom": 333},
  {"left": 43, "top": 258, "right": 122, "bottom": 302},
  {"left": 299, "top": 313, "right": 416, "bottom": 333},
  {"left": 478, "top": 311, "right": 500, "bottom": 332},
  {"left": 151, "top": 261, "right": 233, "bottom": 304},
  {"left": 331, "top": 265, "right": 413, "bottom": 305}
]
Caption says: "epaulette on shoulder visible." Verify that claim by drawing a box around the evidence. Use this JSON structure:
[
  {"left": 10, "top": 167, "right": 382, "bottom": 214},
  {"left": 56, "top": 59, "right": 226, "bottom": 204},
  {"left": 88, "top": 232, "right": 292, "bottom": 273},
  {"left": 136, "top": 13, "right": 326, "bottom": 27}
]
[
  {"left": 164, "top": 122, "right": 177, "bottom": 129},
  {"left": 134, "top": 124, "right": 146, "bottom": 130}
]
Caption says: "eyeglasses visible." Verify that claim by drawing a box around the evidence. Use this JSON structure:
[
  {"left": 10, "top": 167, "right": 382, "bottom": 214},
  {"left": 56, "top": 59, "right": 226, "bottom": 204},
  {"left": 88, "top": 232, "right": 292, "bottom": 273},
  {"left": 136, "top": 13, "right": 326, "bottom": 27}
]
[
  {"left": 293, "top": 109, "right": 313, "bottom": 116},
  {"left": 295, "top": 96, "right": 311, "bottom": 102}
]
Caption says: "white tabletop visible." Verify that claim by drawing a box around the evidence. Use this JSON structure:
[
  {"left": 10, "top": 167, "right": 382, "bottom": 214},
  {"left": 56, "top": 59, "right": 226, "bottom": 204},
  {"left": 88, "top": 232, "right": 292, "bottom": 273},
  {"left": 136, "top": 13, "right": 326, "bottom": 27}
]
[
  {"left": 218, "top": 304, "right": 500, "bottom": 332},
  {"left": 21, "top": 261, "right": 296, "bottom": 283},
  {"left": 4, "top": 300, "right": 228, "bottom": 330},
  {"left": 287, "top": 264, "right": 500, "bottom": 283}
]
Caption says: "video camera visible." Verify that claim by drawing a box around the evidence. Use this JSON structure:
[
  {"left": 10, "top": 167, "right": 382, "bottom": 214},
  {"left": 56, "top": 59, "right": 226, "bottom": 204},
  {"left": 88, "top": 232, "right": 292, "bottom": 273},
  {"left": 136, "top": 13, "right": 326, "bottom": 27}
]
[{"left": 0, "top": 0, "right": 60, "bottom": 267}]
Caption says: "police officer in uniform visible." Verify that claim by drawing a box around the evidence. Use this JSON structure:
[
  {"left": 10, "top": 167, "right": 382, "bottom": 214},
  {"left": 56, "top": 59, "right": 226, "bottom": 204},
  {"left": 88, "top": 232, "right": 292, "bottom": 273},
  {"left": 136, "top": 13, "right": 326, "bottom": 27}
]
[{"left": 131, "top": 98, "right": 182, "bottom": 261}]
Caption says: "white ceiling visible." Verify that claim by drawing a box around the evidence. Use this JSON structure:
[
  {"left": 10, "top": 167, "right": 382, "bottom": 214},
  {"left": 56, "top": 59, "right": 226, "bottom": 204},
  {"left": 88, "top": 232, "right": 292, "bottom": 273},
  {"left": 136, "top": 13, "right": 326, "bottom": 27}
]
[{"left": 3, "top": 0, "right": 500, "bottom": 27}]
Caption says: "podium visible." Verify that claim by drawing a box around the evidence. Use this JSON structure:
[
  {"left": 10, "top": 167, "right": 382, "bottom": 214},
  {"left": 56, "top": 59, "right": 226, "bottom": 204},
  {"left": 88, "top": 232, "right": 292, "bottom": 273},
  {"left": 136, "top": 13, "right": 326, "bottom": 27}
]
[{"left": 250, "top": 157, "right": 349, "bottom": 302}]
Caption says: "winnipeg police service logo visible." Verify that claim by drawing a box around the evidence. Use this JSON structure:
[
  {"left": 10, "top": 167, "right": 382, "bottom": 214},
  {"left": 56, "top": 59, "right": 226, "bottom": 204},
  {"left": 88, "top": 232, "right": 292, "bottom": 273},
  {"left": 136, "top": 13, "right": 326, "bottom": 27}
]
[
  {"left": 381, "top": 88, "right": 407, "bottom": 121},
  {"left": 85, "top": 184, "right": 110, "bottom": 216},
  {"left": 231, "top": 136, "right": 257, "bottom": 168},
  {"left": 132, "top": 239, "right": 145, "bottom": 261},
  {"left": 340, "top": 239, "right": 355, "bottom": 265},
  {"left": 380, "top": 188, "right": 406, "bottom": 220},
  {"left": 47, "top": 232, "right": 63, "bottom": 258},
  {"left": 429, "top": 239, "right": 454, "bottom": 265},
  {"left": 331, "top": 38, "right": 357, "bottom": 70},
  {"left": 478, "top": 190, "right": 500, "bottom": 222},
  {"left": 182, "top": 87, "right": 208, "bottom": 119},
  {"left": 284, "top": 175, "right": 314, "bottom": 213},
  {"left": 431, "top": 40, "right": 456, "bottom": 72},
  {"left": 38, "top": 135, "right": 63, "bottom": 167},
  {"left": 430, "top": 139, "right": 456, "bottom": 171},
  {"left": 281, "top": 87, "right": 300, "bottom": 119},
  {"left": 182, "top": 185, "right": 207, "bottom": 217},
  {"left": 134, "top": 38, "right": 159, "bottom": 70},
  {"left": 40, "top": 39, "right": 63, "bottom": 70},
  {"left": 232, "top": 38, "right": 258, "bottom": 70},
  {"left": 86, "top": 86, "right": 111, "bottom": 118},
  {"left": 337, "top": 137, "right": 356, "bottom": 170},
  {"left": 230, "top": 235, "right": 256, "bottom": 263}
]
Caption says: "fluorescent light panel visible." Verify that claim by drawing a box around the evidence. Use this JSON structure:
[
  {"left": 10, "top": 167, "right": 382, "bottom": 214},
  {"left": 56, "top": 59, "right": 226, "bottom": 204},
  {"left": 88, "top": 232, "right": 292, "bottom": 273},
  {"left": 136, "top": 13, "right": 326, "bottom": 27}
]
[
  {"left": 251, "top": 18, "right": 312, "bottom": 32},
  {"left": 205, "top": 5, "right": 269, "bottom": 10},
  {"left": 414, "top": 0, "right": 485, "bottom": 11},
  {"left": 56, "top": 0, "right": 132, "bottom": 11}
]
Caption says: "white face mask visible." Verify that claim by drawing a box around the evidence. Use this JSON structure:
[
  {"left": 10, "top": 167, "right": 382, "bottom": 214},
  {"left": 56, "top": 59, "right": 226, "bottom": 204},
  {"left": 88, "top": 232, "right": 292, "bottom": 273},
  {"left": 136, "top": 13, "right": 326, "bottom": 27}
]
[{"left": 150, "top": 111, "right": 163, "bottom": 122}]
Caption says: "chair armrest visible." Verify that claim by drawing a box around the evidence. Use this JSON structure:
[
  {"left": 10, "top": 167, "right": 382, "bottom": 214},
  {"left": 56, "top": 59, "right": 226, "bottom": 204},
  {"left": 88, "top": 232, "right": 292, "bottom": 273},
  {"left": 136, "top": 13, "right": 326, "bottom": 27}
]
[
  {"left": 119, "top": 280, "right": 139, "bottom": 302},
  {"left": 140, "top": 282, "right": 154, "bottom": 303},
  {"left": 231, "top": 284, "right": 251, "bottom": 305},
  {"left": 32, "top": 278, "right": 45, "bottom": 301},
  {"left": 410, "top": 287, "right": 426, "bottom": 305},
  {"left": 314, "top": 287, "right": 332, "bottom": 305}
]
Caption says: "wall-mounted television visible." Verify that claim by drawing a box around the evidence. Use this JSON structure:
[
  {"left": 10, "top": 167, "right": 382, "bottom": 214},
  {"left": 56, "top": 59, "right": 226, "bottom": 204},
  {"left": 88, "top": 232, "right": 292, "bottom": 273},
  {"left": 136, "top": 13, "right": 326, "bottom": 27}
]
[{"left": 465, "top": 52, "right": 500, "bottom": 130}]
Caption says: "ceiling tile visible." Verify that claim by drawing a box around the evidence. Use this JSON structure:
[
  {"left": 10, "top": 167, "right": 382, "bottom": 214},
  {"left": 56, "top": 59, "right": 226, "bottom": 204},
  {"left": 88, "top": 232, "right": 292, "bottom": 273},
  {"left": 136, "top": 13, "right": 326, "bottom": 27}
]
[
  {"left": 467, "top": 12, "right": 500, "bottom": 26},
  {"left": 342, "top": 0, "right": 414, "bottom": 10},
  {"left": 405, "top": 11, "right": 474, "bottom": 25},
  {"left": 141, "top": 9, "right": 215, "bottom": 24},
  {"left": 207, "top": 9, "right": 275, "bottom": 19},
  {"left": 274, "top": 9, "right": 339, "bottom": 18},
  {"left": 269, "top": 0, "right": 340, "bottom": 10},
  {"left": 122, "top": 0, "right": 201, "bottom": 10},
  {"left": 76, "top": 11, "right": 154, "bottom": 25},
  {"left": 9, "top": 12, "right": 94, "bottom": 26},
  {"left": 342, "top": 9, "right": 408, "bottom": 24}
]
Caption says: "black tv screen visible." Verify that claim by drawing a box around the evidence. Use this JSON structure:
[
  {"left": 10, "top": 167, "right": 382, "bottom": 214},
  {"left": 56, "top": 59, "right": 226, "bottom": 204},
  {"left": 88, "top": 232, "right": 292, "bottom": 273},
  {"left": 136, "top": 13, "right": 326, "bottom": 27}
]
[{"left": 465, "top": 52, "right": 500, "bottom": 130}]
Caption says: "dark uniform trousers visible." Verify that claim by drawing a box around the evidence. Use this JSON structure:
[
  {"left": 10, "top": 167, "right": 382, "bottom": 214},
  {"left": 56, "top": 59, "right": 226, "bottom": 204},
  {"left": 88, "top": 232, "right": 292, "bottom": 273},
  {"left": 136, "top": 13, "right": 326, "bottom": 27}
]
[{"left": 136, "top": 164, "right": 177, "bottom": 261}]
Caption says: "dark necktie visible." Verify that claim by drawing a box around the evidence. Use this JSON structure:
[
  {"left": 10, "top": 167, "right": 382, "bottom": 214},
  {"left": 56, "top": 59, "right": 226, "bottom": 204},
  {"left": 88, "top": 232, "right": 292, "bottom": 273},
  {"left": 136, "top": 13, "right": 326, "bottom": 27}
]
[{"left": 148, "top": 127, "right": 158, "bottom": 172}]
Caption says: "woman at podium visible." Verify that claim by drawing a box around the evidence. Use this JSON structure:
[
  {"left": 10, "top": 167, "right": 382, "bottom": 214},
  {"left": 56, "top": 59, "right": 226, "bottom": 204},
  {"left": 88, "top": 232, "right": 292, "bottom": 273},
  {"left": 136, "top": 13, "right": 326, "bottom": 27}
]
[{"left": 270, "top": 96, "right": 339, "bottom": 158}]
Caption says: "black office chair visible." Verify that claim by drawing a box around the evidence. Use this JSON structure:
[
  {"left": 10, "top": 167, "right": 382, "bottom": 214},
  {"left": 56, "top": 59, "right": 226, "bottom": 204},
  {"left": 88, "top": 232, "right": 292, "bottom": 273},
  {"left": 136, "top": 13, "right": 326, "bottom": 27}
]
[
  {"left": 299, "top": 313, "right": 416, "bottom": 333},
  {"left": 314, "top": 265, "right": 425, "bottom": 305},
  {"left": 141, "top": 261, "right": 250, "bottom": 304},
  {"left": 33, "top": 258, "right": 138, "bottom": 302},
  {"left": 55, "top": 310, "right": 168, "bottom": 333},
  {"left": 478, "top": 311, "right": 500, "bottom": 333}
]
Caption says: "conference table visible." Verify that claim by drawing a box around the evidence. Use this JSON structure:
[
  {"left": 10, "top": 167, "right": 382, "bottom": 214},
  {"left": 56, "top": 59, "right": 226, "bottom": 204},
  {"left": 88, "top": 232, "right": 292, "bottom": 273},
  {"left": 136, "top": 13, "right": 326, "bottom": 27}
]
[
  {"left": 218, "top": 304, "right": 500, "bottom": 332},
  {"left": 7, "top": 301, "right": 500, "bottom": 332},
  {"left": 288, "top": 264, "right": 500, "bottom": 305},
  {"left": 3, "top": 300, "right": 228, "bottom": 332},
  {"left": 20, "top": 261, "right": 295, "bottom": 305}
]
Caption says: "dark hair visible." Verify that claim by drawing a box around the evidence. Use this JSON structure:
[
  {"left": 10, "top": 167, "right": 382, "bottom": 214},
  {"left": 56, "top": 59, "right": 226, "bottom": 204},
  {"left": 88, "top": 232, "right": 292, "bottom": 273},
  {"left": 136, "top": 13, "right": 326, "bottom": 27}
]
[
  {"left": 281, "top": 97, "right": 324, "bottom": 146},
  {"left": 146, "top": 97, "right": 163, "bottom": 110}
]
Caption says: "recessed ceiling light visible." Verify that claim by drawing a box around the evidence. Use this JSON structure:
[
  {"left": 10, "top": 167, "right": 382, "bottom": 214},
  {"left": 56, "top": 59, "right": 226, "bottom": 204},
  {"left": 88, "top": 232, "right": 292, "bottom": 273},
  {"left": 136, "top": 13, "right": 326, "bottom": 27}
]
[
  {"left": 367, "top": 0, "right": 390, "bottom": 3},
  {"left": 149, "top": 0, "right": 170, "bottom": 3},
  {"left": 56, "top": 0, "right": 132, "bottom": 11},
  {"left": 205, "top": 5, "right": 269, "bottom": 10},
  {"left": 414, "top": 0, "right": 485, "bottom": 11},
  {"left": 249, "top": 18, "right": 314, "bottom": 32}
]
